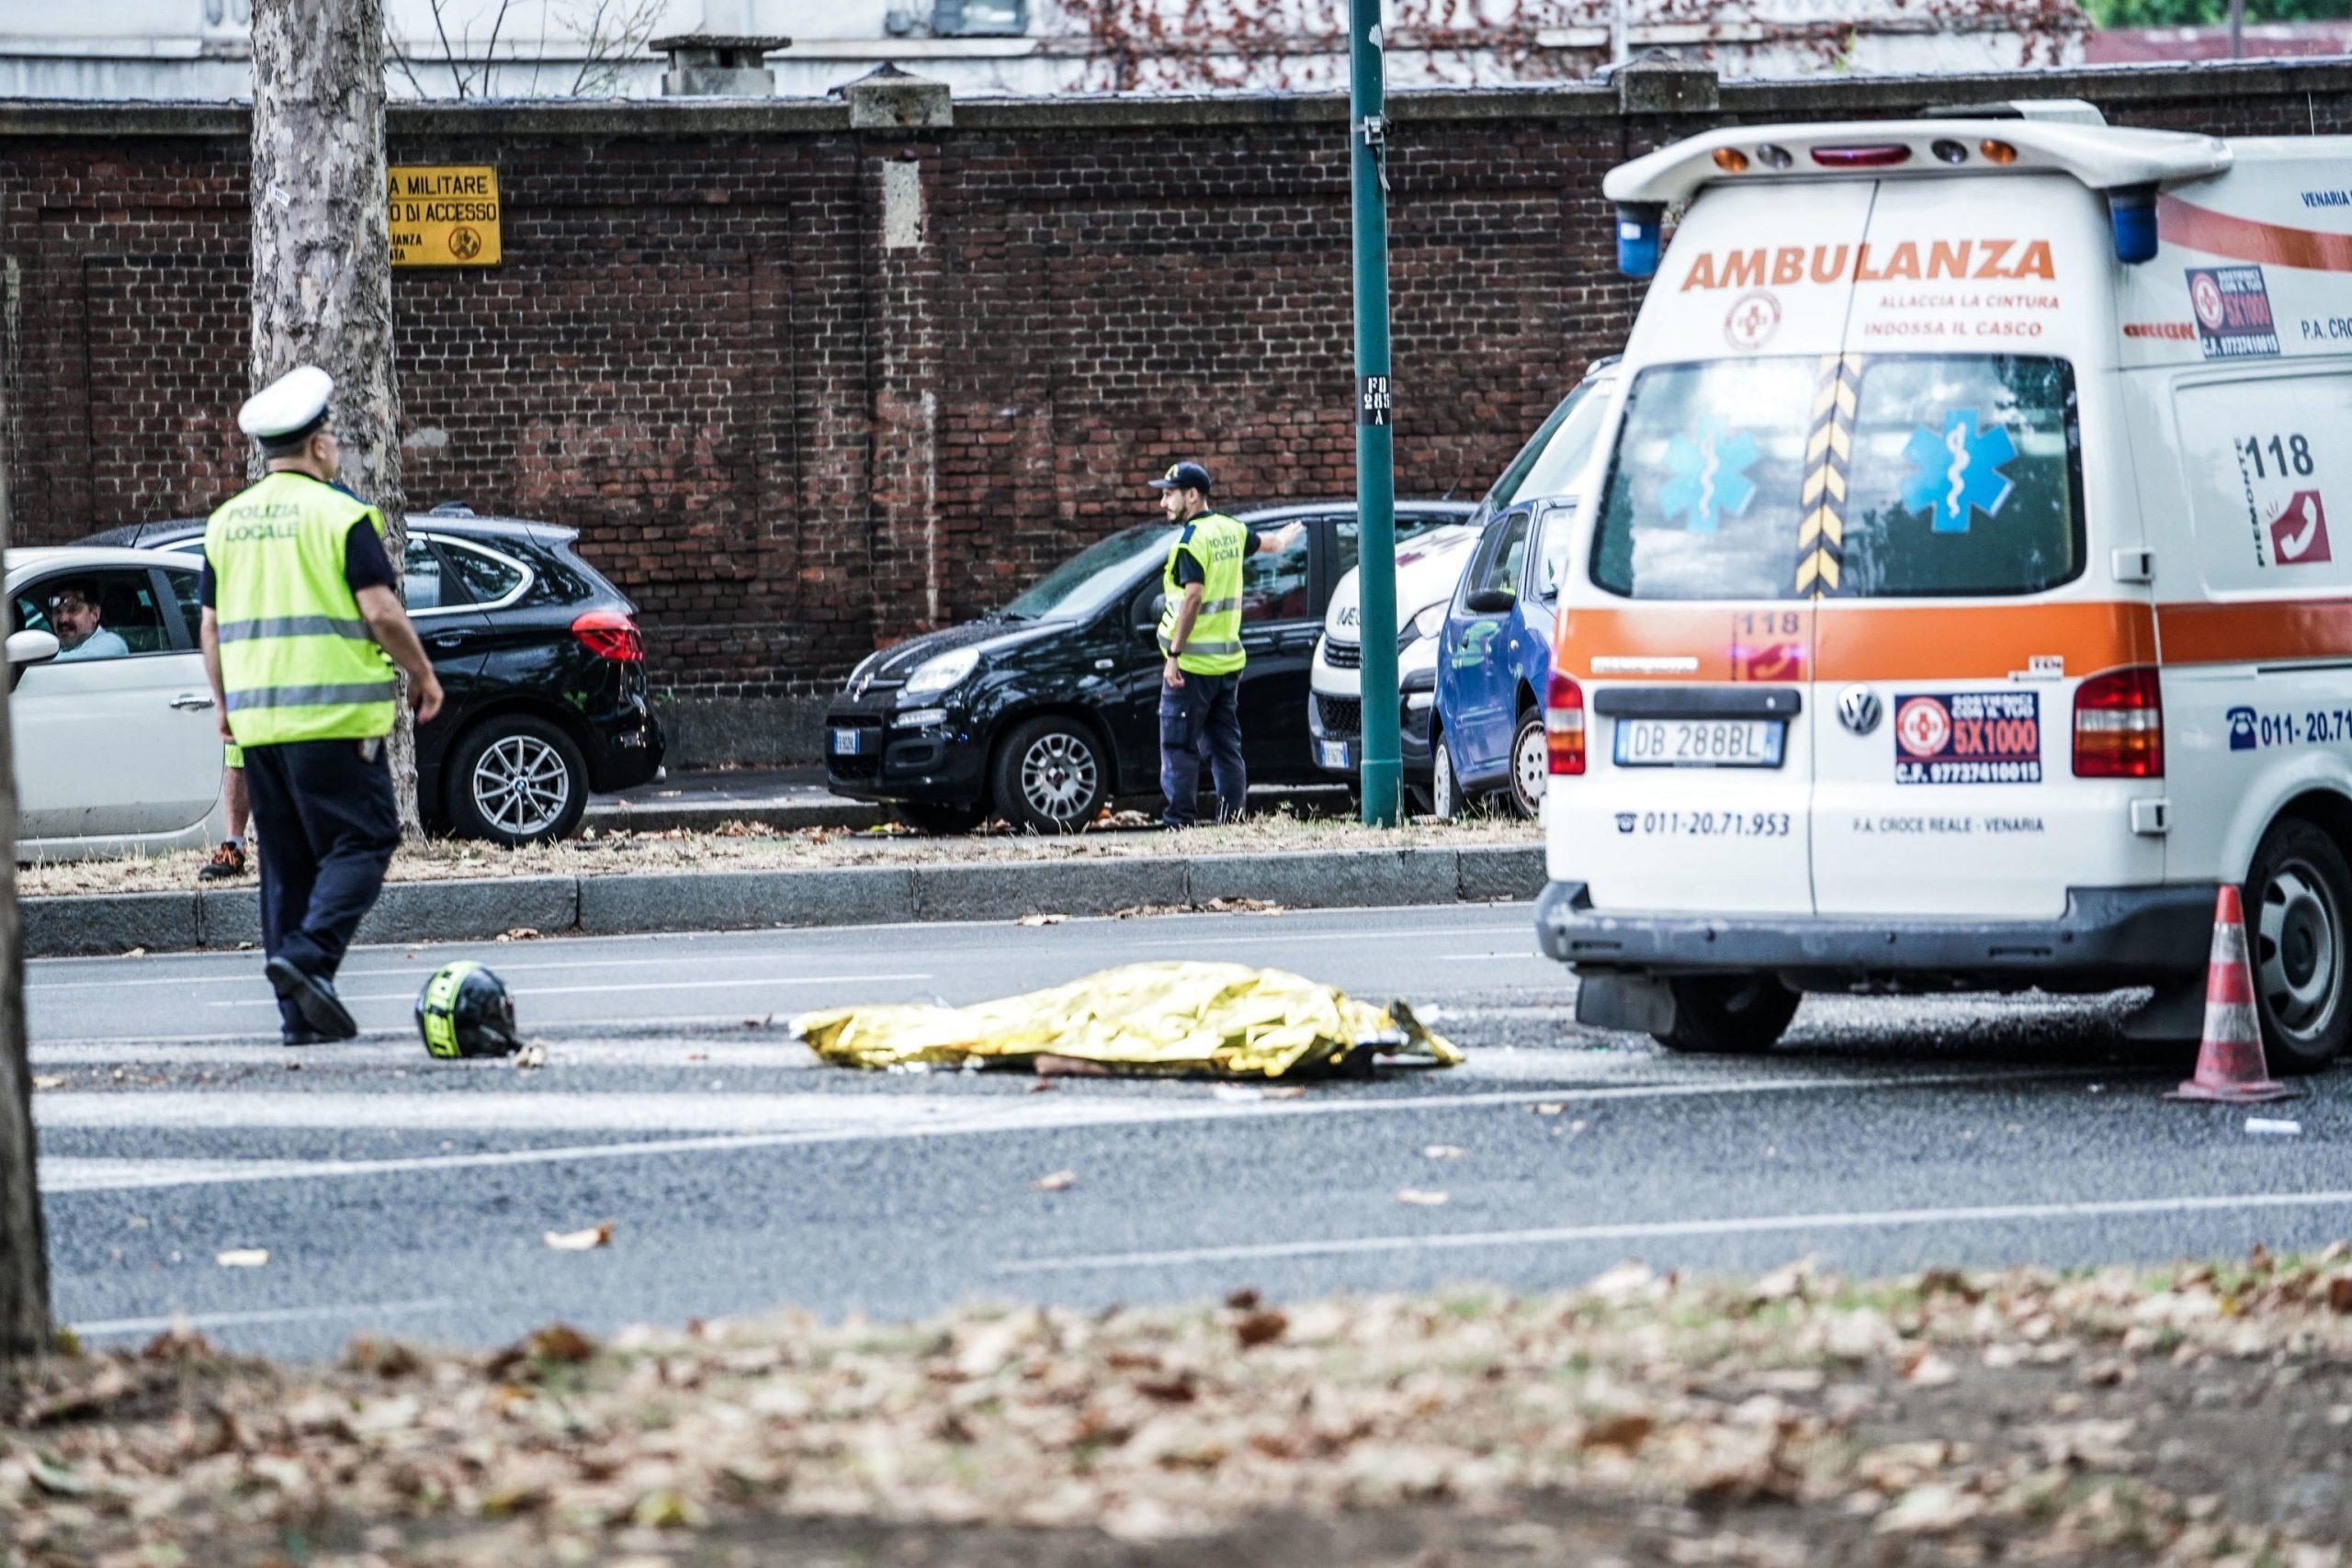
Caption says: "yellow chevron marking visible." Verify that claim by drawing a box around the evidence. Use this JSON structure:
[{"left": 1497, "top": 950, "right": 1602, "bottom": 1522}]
[
  {"left": 1796, "top": 551, "right": 1823, "bottom": 593},
  {"left": 1818, "top": 551, "right": 1840, "bottom": 590},
  {"left": 1798, "top": 505, "right": 1844, "bottom": 549},
  {"left": 1803, "top": 468, "right": 1827, "bottom": 503},
  {"left": 1825, "top": 465, "right": 1847, "bottom": 502},
  {"left": 1826, "top": 423, "right": 1851, "bottom": 459},
  {"left": 1834, "top": 379, "right": 1858, "bottom": 419},
  {"left": 1808, "top": 424, "right": 1833, "bottom": 461},
  {"left": 1814, "top": 384, "right": 1838, "bottom": 420}
]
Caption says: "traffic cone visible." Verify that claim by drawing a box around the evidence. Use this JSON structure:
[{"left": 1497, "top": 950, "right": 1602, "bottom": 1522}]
[{"left": 2168, "top": 886, "right": 2301, "bottom": 1104}]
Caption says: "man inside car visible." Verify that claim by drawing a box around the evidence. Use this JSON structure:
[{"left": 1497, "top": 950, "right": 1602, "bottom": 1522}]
[{"left": 49, "top": 583, "right": 130, "bottom": 662}]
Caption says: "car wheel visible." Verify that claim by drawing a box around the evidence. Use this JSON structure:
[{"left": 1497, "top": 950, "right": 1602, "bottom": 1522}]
[
  {"left": 2245, "top": 818, "right": 2352, "bottom": 1073},
  {"left": 894, "top": 801, "right": 989, "bottom": 835},
  {"left": 1430, "top": 734, "right": 1460, "bottom": 821},
  {"left": 991, "top": 716, "right": 1110, "bottom": 834},
  {"left": 1654, "top": 975, "right": 1801, "bottom": 1055},
  {"left": 445, "top": 716, "right": 589, "bottom": 846},
  {"left": 1508, "top": 708, "right": 1547, "bottom": 819}
]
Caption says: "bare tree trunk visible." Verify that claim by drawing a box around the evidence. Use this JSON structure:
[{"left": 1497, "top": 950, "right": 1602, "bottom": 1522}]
[
  {"left": 251, "top": 0, "right": 419, "bottom": 832},
  {"left": 0, "top": 327, "right": 53, "bottom": 1365}
]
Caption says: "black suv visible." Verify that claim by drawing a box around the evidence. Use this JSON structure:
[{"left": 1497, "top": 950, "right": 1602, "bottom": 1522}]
[
  {"left": 824, "top": 501, "right": 1473, "bottom": 832},
  {"left": 81, "top": 508, "right": 662, "bottom": 845}
]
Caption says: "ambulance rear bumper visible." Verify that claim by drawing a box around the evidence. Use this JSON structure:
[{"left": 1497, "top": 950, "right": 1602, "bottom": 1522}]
[{"left": 1535, "top": 880, "right": 2217, "bottom": 991}]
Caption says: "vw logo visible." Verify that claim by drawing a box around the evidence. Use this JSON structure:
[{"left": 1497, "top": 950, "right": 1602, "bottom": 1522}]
[{"left": 1838, "top": 684, "right": 1882, "bottom": 736}]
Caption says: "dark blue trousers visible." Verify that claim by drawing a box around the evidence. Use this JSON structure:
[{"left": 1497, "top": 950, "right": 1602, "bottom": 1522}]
[
  {"left": 1159, "top": 671, "right": 1247, "bottom": 827},
  {"left": 242, "top": 738, "right": 401, "bottom": 1033}
]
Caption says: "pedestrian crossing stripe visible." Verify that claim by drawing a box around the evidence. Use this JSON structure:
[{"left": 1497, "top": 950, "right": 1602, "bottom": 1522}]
[{"left": 1797, "top": 354, "right": 1863, "bottom": 598}]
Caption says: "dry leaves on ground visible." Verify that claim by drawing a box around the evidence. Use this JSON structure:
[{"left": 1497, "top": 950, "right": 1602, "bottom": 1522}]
[
  {"left": 543, "top": 1223, "right": 614, "bottom": 1252},
  {"left": 11, "top": 1252, "right": 2352, "bottom": 1565}
]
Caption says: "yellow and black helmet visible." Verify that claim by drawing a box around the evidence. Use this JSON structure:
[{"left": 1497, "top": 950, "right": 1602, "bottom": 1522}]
[{"left": 416, "top": 961, "right": 523, "bottom": 1059}]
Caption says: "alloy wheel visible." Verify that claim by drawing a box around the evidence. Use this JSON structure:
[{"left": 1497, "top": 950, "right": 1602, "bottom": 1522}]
[
  {"left": 471, "top": 733, "right": 572, "bottom": 839},
  {"left": 1431, "top": 739, "right": 1456, "bottom": 819},
  {"left": 1020, "top": 731, "right": 1100, "bottom": 825}
]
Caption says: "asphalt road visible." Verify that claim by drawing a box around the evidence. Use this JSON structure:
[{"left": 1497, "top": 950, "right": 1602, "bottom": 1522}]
[{"left": 27, "top": 903, "right": 2348, "bottom": 1360}]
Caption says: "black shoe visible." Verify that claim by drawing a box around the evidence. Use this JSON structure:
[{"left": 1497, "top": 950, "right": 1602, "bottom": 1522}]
[
  {"left": 265, "top": 957, "right": 358, "bottom": 1041},
  {"left": 280, "top": 1027, "right": 329, "bottom": 1046}
]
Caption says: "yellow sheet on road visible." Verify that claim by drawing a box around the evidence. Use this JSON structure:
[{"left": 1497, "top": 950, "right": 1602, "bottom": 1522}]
[{"left": 793, "top": 961, "right": 1462, "bottom": 1079}]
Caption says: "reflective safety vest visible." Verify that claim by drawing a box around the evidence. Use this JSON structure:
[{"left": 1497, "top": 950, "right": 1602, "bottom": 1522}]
[
  {"left": 1158, "top": 513, "right": 1249, "bottom": 677},
  {"left": 205, "top": 471, "right": 399, "bottom": 746}
]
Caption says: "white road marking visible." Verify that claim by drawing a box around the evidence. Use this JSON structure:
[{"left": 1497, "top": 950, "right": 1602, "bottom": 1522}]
[
  {"left": 36, "top": 1067, "right": 2095, "bottom": 1192},
  {"left": 31, "top": 951, "right": 933, "bottom": 993},
  {"left": 71, "top": 1298, "right": 454, "bottom": 1339},
  {"left": 204, "top": 972, "right": 930, "bottom": 1008},
  {"left": 32, "top": 1039, "right": 830, "bottom": 1067},
  {"left": 999, "top": 1188, "right": 2352, "bottom": 1274}
]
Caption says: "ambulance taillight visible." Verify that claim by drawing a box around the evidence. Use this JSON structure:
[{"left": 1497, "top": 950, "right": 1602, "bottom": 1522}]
[
  {"left": 2073, "top": 667, "right": 2164, "bottom": 778},
  {"left": 1545, "top": 669, "right": 1586, "bottom": 776}
]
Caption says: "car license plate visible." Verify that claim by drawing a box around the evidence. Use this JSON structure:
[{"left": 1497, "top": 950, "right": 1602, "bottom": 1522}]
[
  {"left": 1317, "top": 739, "right": 1351, "bottom": 770},
  {"left": 1611, "top": 718, "right": 1784, "bottom": 768},
  {"left": 830, "top": 728, "right": 867, "bottom": 757}
]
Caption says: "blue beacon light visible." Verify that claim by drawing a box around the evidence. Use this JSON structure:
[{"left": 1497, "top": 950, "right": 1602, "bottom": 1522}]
[
  {"left": 1615, "top": 202, "right": 1665, "bottom": 278},
  {"left": 2109, "top": 183, "right": 2159, "bottom": 265}
]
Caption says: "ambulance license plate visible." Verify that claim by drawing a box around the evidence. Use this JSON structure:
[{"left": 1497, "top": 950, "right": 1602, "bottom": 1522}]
[
  {"left": 830, "top": 728, "right": 868, "bottom": 757},
  {"left": 1317, "top": 739, "right": 1351, "bottom": 771},
  {"left": 1612, "top": 718, "right": 1783, "bottom": 768}
]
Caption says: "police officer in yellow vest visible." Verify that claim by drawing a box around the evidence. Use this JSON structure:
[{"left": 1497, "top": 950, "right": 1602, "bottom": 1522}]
[
  {"left": 1149, "top": 462, "right": 1303, "bottom": 827},
  {"left": 198, "top": 367, "right": 445, "bottom": 1043}
]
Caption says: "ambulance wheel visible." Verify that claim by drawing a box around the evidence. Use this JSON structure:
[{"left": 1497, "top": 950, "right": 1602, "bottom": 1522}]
[
  {"left": 1507, "top": 709, "right": 1548, "bottom": 819},
  {"left": 1655, "top": 975, "right": 1801, "bottom": 1055},
  {"left": 992, "top": 716, "right": 1109, "bottom": 834},
  {"left": 446, "top": 716, "right": 588, "bottom": 846},
  {"left": 1429, "top": 735, "right": 1461, "bottom": 821},
  {"left": 2245, "top": 818, "right": 2352, "bottom": 1073},
  {"left": 894, "top": 801, "right": 989, "bottom": 836}
]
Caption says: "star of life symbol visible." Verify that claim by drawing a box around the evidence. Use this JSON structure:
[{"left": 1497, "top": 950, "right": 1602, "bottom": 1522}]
[
  {"left": 1659, "top": 417, "right": 1760, "bottom": 535},
  {"left": 1900, "top": 409, "right": 2016, "bottom": 534},
  {"left": 1724, "top": 289, "right": 1781, "bottom": 351}
]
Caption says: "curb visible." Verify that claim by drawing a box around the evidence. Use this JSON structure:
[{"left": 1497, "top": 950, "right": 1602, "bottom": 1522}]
[{"left": 23, "top": 843, "right": 1546, "bottom": 958}]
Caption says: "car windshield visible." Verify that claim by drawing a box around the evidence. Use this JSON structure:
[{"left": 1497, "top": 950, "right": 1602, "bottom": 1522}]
[
  {"left": 1589, "top": 354, "right": 2082, "bottom": 600},
  {"left": 1476, "top": 375, "right": 1608, "bottom": 524},
  {"left": 1001, "top": 524, "right": 1174, "bottom": 621}
]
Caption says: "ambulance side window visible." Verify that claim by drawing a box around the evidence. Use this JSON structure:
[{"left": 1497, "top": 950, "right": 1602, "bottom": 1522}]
[{"left": 2172, "top": 375, "right": 2352, "bottom": 592}]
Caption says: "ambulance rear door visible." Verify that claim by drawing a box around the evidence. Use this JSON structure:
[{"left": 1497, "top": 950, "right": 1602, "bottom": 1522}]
[
  {"left": 1805, "top": 175, "right": 2162, "bottom": 919},
  {"left": 1555, "top": 180, "right": 1878, "bottom": 915}
]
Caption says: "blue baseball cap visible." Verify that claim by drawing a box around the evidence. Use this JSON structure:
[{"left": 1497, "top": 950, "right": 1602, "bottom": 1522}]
[{"left": 1148, "top": 461, "right": 1213, "bottom": 494}]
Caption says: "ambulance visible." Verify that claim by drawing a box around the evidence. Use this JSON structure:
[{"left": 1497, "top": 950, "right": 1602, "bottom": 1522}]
[{"left": 1537, "top": 101, "right": 2352, "bottom": 1069}]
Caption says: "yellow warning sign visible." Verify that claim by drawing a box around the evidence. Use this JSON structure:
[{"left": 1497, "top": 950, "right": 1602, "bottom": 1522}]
[{"left": 387, "top": 165, "right": 502, "bottom": 268}]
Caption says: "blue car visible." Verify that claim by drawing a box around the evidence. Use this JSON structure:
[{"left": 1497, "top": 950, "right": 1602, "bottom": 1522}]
[{"left": 1430, "top": 362, "right": 1617, "bottom": 818}]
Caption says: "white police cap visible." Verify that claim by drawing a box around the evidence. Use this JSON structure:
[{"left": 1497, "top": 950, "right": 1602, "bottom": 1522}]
[{"left": 237, "top": 365, "right": 334, "bottom": 441}]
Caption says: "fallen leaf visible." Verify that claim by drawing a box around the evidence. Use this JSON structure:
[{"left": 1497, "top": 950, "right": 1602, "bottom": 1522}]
[
  {"left": 1029, "top": 1079, "right": 1057, "bottom": 1092},
  {"left": 1532, "top": 1102, "right": 1566, "bottom": 1116},
  {"left": 1034, "top": 1170, "right": 1078, "bottom": 1192},
  {"left": 214, "top": 1248, "right": 269, "bottom": 1269},
  {"left": 528, "top": 1323, "right": 597, "bottom": 1363},
  {"left": 1579, "top": 1410, "right": 1656, "bottom": 1450},
  {"left": 1234, "top": 1309, "right": 1288, "bottom": 1348},
  {"left": 1225, "top": 1288, "right": 1261, "bottom": 1310},
  {"left": 513, "top": 1043, "right": 548, "bottom": 1069},
  {"left": 1036, "top": 1055, "right": 1111, "bottom": 1077},
  {"left": 1213, "top": 1084, "right": 1265, "bottom": 1102},
  {"left": 496, "top": 927, "right": 541, "bottom": 942},
  {"left": 1874, "top": 1483, "right": 1984, "bottom": 1536},
  {"left": 121, "top": 946, "right": 147, "bottom": 959},
  {"left": 1422, "top": 1145, "right": 1466, "bottom": 1159},
  {"left": 1017, "top": 913, "right": 1068, "bottom": 927},
  {"left": 1396, "top": 1189, "right": 1450, "bottom": 1206},
  {"left": 30, "top": 1075, "right": 64, "bottom": 1091},
  {"left": 1261, "top": 1086, "right": 1307, "bottom": 1100},
  {"left": 2326, "top": 1275, "right": 2352, "bottom": 1314},
  {"left": 544, "top": 1223, "right": 614, "bottom": 1251}
]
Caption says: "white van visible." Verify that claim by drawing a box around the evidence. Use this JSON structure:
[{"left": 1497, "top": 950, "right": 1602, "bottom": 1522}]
[{"left": 1539, "top": 102, "right": 2352, "bottom": 1069}]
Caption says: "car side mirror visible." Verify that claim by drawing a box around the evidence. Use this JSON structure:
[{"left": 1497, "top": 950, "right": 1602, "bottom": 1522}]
[
  {"left": 7, "top": 629, "right": 60, "bottom": 667},
  {"left": 1464, "top": 587, "right": 1515, "bottom": 615},
  {"left": 1135, "top": 592, "right": 1165, "bottom": 634}
]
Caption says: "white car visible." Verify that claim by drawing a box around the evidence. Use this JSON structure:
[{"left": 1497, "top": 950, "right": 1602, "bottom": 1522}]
[
  {"left": 1306, "top": 521, "right": 1485, "bottom": 807},
  {"left": 7, "top": 546, "right": 228, "bottom": 862}
]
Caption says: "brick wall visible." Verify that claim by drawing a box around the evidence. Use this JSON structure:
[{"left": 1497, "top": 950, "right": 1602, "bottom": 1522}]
[{"left": 5, "top": 61, "right": 2348, "bottom": 759}]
